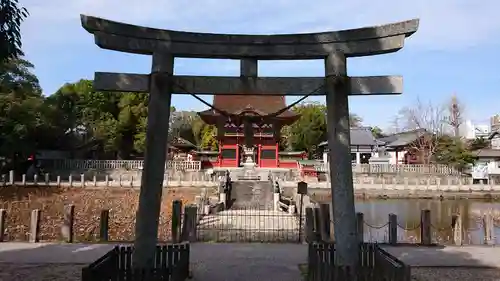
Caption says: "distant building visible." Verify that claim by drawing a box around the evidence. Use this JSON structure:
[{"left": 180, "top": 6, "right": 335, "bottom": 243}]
[
  {"left": 462, "top": 120, "right": 491, "bottom": 140},
  {"left": 318, "top": 127, "right": 379, "bottom": 164},
  {"left": 472, "top": 131, "right": 500, "bottom": 176},
  {"left": 195, "top": 94, "right": 305, "bottom": 168},
  {"left": 376, "top": 129, "right": 430, "bottom": 164},
  {"left": 491, "top": 115, "right": 500, "bottom": 133}
]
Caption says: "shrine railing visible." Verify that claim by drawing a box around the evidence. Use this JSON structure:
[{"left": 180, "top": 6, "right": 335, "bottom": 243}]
[
  {"left": 43, "top": 159, "right": 202, "bottom": 171},
  {"left": 311, "top": 163, "right": 460, "bottom": 175},
  {"left": 167, "top": 161, "right": 202, "bottom": 171}
]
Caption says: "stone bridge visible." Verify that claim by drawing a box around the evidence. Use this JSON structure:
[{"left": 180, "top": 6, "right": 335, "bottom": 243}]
[{"left": 196, "top": 180, "right": 303, "bottom": 242}]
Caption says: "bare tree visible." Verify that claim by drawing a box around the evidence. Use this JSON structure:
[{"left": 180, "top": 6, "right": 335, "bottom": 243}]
[
  {"left": 387, "top": 115, "right": 403, "bottom": 134},
  {"left": 445, "top": 94, "right": 465, "bottom": 138},
  {"left": 397, "top": 97, "right": 447, "bottom": 164}
]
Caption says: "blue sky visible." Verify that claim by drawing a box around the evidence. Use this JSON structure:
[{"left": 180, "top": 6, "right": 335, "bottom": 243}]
[{"left": 21, "top": 0, "right": 500, "bottom": 131}]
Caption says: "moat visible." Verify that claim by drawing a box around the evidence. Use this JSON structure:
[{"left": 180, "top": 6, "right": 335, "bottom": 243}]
[{"left": 311, "top": 195, "right": 500, "bottom": 244}]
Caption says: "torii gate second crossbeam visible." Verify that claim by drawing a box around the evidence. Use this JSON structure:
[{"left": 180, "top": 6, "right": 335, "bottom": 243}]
[{"left": 80, "top": 14, "right": 419, "bottom": 269}]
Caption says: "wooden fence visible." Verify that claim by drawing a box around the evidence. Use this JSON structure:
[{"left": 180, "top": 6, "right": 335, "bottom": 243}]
[
  {"left": 81, "top": 244, "right": 190, "bottom": 281},
  {"left": 44, "top": 159, "right": 202, "bottom": 171},
  {"left": 305, "top": 204, "right": 412, "bottom": 281},
  {"left": 307, "top": 243, "right": 410, "bottom": 281}
]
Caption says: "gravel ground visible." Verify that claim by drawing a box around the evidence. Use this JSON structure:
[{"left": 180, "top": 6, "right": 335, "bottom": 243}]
[
  {"left": 412, "top": 267, "right": 500, "bottom": 281},
  {"left": 0, "top": 263, "right": 82, "bottom": 281}
]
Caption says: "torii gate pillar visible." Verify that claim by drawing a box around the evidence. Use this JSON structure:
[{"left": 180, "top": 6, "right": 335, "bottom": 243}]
[
  {"left": 325, "top": 53, "right": 357, "bottom": 265},
  {"left": 133, "top": 53, "right": 174, "bottom": 265},
  {"left": 80, "top": 14, "right": 419, "bottom": 270}
]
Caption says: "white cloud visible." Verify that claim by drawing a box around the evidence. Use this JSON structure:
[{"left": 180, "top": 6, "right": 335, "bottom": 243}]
[{"left": 22, "top": 0, "right": 500, "bottom": 53}]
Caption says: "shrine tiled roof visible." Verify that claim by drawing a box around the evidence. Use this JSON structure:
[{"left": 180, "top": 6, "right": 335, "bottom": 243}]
[
  {"left": 318, "top": 127, "right": 378, "bottom": 147},
  {"left": 377, "top": 128, "right": 427, "bottom": 147},
  {"left": 170, "top": 137, "right": 197, "bottom": 148},
  {"left": 200, "top": 95, "right": 297, "bottom": 118}
]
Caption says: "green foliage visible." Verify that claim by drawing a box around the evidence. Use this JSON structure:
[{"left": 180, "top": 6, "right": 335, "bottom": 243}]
[
  {"left": 0, "top": 57, "right": 375, "bottom": 160},
  {"left": 370, "top": 126, "right": 385, "bottom": 138},
  {"left": 133, "top": 116, "right": 147, "bottom": 153},
  {"left": 11, "top": 58, "right": 476, "bottom": 164},
  {"left": 434, "top": 136, "right": 476, "bottom": 170},
  {"left": 469, "top": 137, "right": 489, "bottom": 151},
  {"left": 284, "top": 102, "right": 365, "bottom": 156},
  {"left": 45, "top": 79, "right": 154, "bottom": 158},
  {"left": 170, "top": 111, "right": 197, "bottom": 143},
  {"left": 190, "top": 115, "right": 206, "bottom": 146},
  {"left": 0, "top": 58, "right": 41, "bottom": 96},
  {"left": 288, "top": 102, "right": 327, "bottom": 157},
  {"left": 46, "top": 79, "right": 196, "bottom": 158},
  {"left": 200, "top": 125, "right": 218, "bottom": 151},
  {"left": 0, "top": 58, "right": 51, "bottom": 157},
  {"left": 0, "top": 0, "right": 28, "bottom": 62},
  {"left": 279, "top": 125, "right": 292, "bottom": 151},
  {"left": 189, "top": 115, "right": 217, "bottom": 151}
]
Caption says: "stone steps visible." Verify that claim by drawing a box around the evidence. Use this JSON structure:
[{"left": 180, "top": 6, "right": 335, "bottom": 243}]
[{"left": 230, "top": 181, "right": 273, "bottom": 210}]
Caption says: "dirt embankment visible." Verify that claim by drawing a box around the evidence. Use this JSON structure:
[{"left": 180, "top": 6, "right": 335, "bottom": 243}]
[{"left": 0, "top": 186, "right": 200, "bottom": 242}]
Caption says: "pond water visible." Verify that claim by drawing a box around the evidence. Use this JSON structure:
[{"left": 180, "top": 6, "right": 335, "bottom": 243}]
[{"left": 310, "top": 196, "right": 500, "bottom": 245}]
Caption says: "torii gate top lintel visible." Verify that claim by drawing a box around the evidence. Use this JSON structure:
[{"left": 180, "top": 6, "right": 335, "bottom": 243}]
[
  {"left": 82, "top": 15, "right": 418, "bottom": 97},
  {"left": 81, "top": 14, "right": 419, "bottom": 59}
]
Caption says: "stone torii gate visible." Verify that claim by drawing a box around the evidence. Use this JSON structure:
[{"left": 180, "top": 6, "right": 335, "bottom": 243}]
[{"left": 81, "top": 15, "right": 418, "bottom": 268}]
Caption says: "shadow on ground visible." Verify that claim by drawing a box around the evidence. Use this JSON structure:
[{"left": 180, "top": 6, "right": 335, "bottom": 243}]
[{"left": 2, "top": 242, "right": 500, "bottom": 280}]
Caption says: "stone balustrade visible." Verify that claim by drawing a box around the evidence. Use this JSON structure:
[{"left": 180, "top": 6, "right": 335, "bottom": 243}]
[
  {"left": 4, "top": 169, "right": 500, "bottom": 192},
  {"left": 1, "top": 170, "right": 217, "bottom": 188},
  {"left": 42, "top": 159, "right": 202, "bottom": 171},
  {"left": 279, "top": 175, "right": 500, "bottom": 191}
]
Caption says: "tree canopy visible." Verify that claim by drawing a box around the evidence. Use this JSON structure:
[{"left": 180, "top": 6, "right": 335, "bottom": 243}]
[
  {"left": 0, "top": 0, "right": 28, "bottom": 62},
  {"left": 0, "top": 58, "right": 483, "bottom": 167},
  {"left": 0, "top": 58, "right": 49, "bottom": 157},
  {"left": 433, "top": 135, "right": 476, "bottom": 170},
  {"left": 282, "top": 102, "right": 365, "bottom": 157}
]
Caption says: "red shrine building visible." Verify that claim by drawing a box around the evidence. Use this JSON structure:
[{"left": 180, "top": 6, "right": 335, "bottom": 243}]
[{"left": 195, "top": 95, "right": 306, "bottom": 169}]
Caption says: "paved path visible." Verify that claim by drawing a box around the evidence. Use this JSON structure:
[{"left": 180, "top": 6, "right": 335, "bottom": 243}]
[
  {"left": 2, "top": 243, "right": 500, "bottom": 267},
  {"left": 0, "top": 243, "right": 305, "bottom": 281},
  {"left": 190, "top": 244, "right": 304, "bottom": 281},
  {"left": 383, "top": 246, "right": 500, "bottom": 267},
  {"left": 2, "top": 243, "right": 500, "bottom": 280}
]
